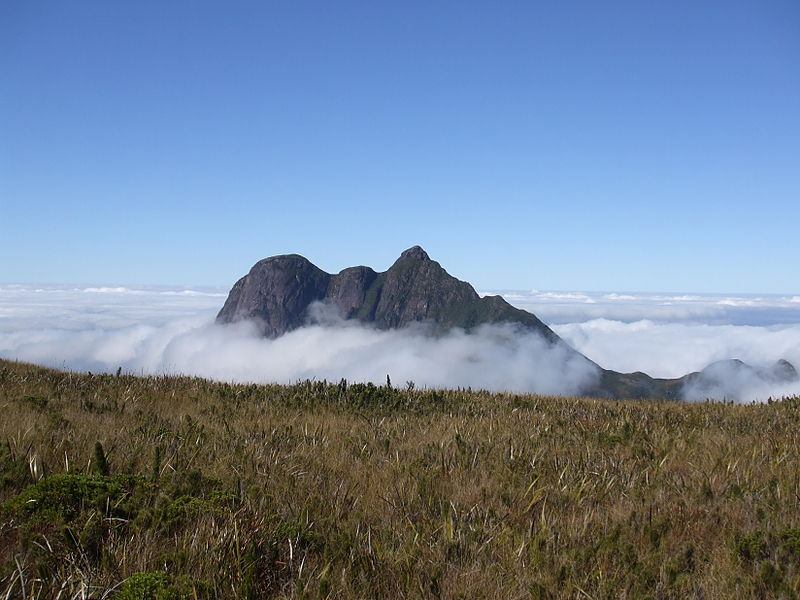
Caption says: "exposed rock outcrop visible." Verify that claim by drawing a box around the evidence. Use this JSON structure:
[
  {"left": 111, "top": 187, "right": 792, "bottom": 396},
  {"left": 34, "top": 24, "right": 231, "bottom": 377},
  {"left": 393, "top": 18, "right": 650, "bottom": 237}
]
[{"left": 217, "top": 245, "right": 558, "bottom": 342}]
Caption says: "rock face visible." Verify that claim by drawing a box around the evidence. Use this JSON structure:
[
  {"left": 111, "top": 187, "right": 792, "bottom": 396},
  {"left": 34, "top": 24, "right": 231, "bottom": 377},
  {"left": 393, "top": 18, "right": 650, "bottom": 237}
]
[
  {"left": 217, "top": 246, "right": 799, "bottom": 400},
  {"left": 216, "top": 254, "right": 331, "bottom": 338},
  {"left": 217, "top": 245, "right": 559, "bottom": 342}
]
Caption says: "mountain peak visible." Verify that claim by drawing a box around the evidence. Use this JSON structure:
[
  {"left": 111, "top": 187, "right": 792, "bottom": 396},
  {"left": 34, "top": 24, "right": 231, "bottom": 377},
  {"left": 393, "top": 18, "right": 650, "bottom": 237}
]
[
  {"left": 218, "top": 246, "right": 559, "bottom": 341},
  {"left": 399, "top": 246, "right": 430, "bottom": 261}
]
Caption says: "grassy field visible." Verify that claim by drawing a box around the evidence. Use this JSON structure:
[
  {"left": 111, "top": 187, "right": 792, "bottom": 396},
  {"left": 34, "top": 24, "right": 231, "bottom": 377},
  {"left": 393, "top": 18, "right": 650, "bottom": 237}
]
[{"left": 1, "top": 358, "right": 799, "bottom": 599}]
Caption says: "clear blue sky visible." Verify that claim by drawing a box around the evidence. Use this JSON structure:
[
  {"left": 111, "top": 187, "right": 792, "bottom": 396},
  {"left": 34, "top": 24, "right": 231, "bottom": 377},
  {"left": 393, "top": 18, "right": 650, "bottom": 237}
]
[{"left": 2, "top": 1, "right": 798, "bottom": 293}]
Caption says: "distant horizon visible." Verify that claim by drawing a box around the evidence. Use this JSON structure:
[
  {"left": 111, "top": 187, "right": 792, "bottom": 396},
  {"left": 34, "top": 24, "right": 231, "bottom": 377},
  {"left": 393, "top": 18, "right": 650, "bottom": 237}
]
[
  {"left": 2, "top": 281, "right": 798, "bottom": 298},
  {"left": 3, "top": 282, "right": 799, "bottom": 323}
]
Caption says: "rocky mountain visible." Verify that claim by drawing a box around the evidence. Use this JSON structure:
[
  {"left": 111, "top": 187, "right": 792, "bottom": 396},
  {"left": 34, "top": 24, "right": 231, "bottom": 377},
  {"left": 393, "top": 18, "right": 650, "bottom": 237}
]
[
  {"left": 217, "top": 246, "right": 559, "bottom": 342},
  {"left": 217, "top": 246, "right": 798, "bottom": 400}
]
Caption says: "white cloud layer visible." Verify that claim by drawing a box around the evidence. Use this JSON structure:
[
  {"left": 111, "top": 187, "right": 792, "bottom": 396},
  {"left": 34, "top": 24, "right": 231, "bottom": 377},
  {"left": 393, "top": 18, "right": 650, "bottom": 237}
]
[
  {"left": 0, "top": 286, "right": 597, "bottom": 396},
  {"left": 553, "top": 319, "right": 800, "bottom": 380},
  {"left": 2, "top": 285, "right": 799, "bottom": 402},
  {"left": 488, "top": 289, "right": 800, "bottom": 326}
]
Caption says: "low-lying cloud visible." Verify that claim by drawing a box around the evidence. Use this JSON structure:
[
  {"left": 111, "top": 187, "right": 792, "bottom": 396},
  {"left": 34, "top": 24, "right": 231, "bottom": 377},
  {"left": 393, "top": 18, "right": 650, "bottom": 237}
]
[
  {"left": 0, "top": 287, "right": 598, "bottom": 396},
  {"left": 680, "top": 358, "right": 800, "bottom": 403},
  {"left": 553, "top": 319, "right": 800, "bottom": 379},
  {"left": 2, "top": 285, "right": 799, "bottom": 402}
]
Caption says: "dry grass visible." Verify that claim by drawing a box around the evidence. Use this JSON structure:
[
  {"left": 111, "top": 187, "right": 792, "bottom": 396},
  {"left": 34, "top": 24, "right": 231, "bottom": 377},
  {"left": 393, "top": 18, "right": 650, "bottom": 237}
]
[{"left": 1, "top": 358, "right": 799, "bottom": 599}]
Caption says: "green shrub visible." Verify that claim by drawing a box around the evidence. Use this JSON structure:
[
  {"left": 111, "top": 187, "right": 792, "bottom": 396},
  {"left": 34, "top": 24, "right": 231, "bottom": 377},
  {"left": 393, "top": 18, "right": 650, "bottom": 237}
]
[
  {"left": 780, "top": 528, "right": 800, "bottom": 556},
  {"left": 735, "top": 532, "right": 766, "bottom": 562},
  {"left": 0, "top": 440, "right": 31, "bottom": 492},
  {"left": 116, "top": 571, "right": 211, "bottom": 600},
  {"left": 93, "top": 441, "right": 110, "bottom": 476},
  {"left": 2, "top": 473, "right": 141, "bottom": 523}
]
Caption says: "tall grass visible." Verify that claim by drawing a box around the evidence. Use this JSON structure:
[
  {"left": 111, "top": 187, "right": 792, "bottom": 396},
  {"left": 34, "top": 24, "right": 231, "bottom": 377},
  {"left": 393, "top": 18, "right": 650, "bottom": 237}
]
[{"left": 1, "top": 359, "right": 799, "bottom": 599}]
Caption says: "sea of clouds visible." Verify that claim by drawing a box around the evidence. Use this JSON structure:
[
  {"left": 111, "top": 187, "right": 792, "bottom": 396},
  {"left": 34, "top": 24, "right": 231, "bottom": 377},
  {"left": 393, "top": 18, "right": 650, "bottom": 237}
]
[
  {"left": 502, "top": 290, "right": 800, "bottom": 379},
  {"left": 1, "top": 284, "right": 799, "bottom": 402}
]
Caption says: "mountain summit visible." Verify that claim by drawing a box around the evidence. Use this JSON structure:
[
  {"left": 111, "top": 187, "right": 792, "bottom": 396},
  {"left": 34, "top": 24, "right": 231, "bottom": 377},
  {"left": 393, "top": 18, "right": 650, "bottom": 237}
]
[
  {"left": 399, "top": 245, "right": 431, "bottom": 260},
  {"left": 217, "top": 246, "right": 559, "bottom": 342},
  {"left": 216, "top": 247, "right": 798, "bottom": 400}
]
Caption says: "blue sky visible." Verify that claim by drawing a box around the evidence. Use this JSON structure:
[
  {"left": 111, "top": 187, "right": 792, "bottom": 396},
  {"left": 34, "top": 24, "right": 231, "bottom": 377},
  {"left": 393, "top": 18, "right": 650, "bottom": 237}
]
[{"left": 2, "top": 1, "right": 798, "bottom": 293}]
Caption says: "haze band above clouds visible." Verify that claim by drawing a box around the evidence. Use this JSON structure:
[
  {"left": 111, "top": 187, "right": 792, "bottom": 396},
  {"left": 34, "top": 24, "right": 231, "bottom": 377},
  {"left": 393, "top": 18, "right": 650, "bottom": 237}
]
[
  {"left": 497, "top": 290, "right": 800, "bottom": 326},
  {"left": 1, "top": 285, "right": 799, "bottom": 402},
  {"left": 494, "top": 290, "right": 800, "bottom": 380}
]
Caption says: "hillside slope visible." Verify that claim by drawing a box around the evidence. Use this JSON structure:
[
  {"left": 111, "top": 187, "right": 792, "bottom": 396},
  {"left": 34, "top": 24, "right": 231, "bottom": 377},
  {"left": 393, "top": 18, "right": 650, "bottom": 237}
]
[{"left": 2, "top": 359, "right": 799, "bottom": 599}]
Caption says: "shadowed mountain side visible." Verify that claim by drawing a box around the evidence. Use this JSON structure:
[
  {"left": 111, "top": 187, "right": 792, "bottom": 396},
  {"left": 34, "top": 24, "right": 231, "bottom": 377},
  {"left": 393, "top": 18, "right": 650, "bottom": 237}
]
[
  {"left": 591, "top": 370, "right": 686, "bottom": 400},
  {"left": 217, "top": 246, "right": 798, "bottom": 400},
  {"left": 217, "top": 245, "right": 560, "bottom": 343},
  {"left": 588, "top": 358, "right": 799, "bottom": 401},
  {"left": 216, "top": 254, "right": 331, "bottom": 338}
]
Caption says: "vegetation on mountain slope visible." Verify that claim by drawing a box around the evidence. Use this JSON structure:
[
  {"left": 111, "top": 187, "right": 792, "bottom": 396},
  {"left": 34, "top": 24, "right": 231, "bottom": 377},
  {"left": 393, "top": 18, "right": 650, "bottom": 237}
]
[{"left": 1, "top": 358, "right": 799, "bottom": 599}]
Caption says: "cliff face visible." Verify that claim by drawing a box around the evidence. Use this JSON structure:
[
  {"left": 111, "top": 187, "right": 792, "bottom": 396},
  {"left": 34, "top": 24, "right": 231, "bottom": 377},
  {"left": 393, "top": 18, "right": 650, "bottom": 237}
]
[
  {"left": 216, "top": 254, "right": 331, "bottom": 338},
  {"left": 217, "top": 246, "right": 798, "bottom": 401},
  {"left": 216, "top": 246, "right": 559, "bottom": 343}
]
